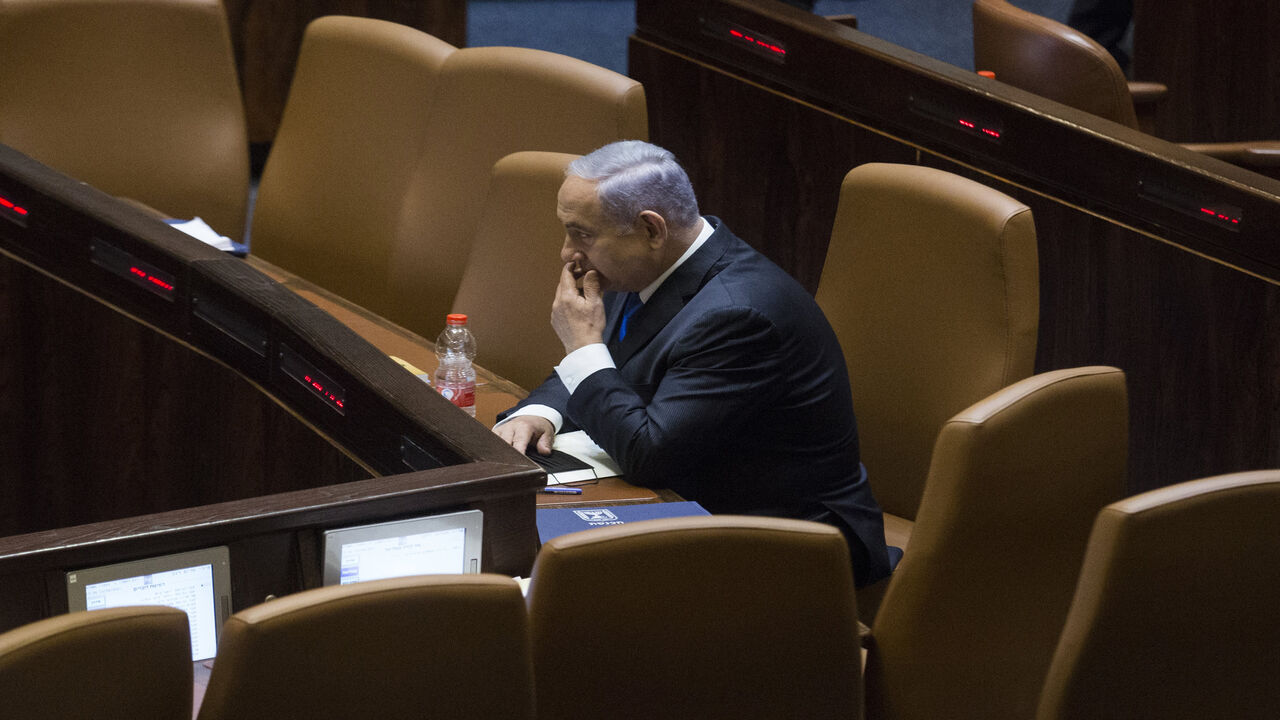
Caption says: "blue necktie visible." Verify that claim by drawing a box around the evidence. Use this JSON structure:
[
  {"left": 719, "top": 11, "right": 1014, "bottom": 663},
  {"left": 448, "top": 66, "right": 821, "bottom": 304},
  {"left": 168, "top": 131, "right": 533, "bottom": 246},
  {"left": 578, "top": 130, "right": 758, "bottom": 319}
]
[{"left": 618, "top": 292, "right": 642, "bottom": 340}]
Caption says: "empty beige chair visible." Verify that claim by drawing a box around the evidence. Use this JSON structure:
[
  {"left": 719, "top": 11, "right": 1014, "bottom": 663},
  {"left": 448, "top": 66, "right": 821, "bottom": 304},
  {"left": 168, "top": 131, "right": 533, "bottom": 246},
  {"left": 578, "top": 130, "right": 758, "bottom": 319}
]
[
  {"left": 388, "top": 45, "right": 648, "bottom": 337},
  {"left": 197, "top": 574, "right": 533, "bottom": 720},
  {"left": 249, "top": 16, "right": 457, "bottom": 320},
  {"left": 0, "top": 605, "right": 192, "bottom": 719},
  {"left": 1037, "top": 470, "right": 1280, "bottom": 720},
  {"left": 972, "top": 0, "right": 1280, "bottom": 169},
  {"left": 815, "top": 162, "right": 1039, "bottom": 561},
  {"left": 864, "top": 366, "right": 1128, "bottom": 720},
  {"left": 529, "top": 516, "right": 863, "bottom": 720},
  {"left": 451, "top": 151, "right": 578, "bottom": 390},
  {"left": 0, "top": 0, "right": 250, "bottom": 241}
]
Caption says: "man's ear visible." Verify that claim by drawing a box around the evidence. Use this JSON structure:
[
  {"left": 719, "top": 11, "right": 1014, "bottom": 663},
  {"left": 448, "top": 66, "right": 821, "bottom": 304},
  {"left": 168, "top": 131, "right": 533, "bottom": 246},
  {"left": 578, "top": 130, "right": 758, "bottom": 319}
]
[{"left": 637, "top": 210, "right": 668, "bottom": 249}]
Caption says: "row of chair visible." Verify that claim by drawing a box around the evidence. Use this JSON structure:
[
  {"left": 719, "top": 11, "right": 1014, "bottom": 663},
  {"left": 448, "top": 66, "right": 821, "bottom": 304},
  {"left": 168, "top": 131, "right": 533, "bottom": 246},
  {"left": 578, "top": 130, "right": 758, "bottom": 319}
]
[
  {"left": 250, "top": 16, "right": 647, "bottom": 338},
  {"left": 5, "top": 466, "right": 1277, "bottom": 719},
  {"left": 971, "top": 0, "right": 1280, "bottom": 171},
  {"left": 0, "top": 2, "right": 648, "bottom": 342}
]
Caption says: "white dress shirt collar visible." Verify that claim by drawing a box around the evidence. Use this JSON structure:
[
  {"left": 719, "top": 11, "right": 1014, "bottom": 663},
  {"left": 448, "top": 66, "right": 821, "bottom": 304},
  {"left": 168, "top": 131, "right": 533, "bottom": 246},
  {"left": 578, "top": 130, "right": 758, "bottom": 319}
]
[{"left": 637, "top": 217, "right": 713, "bottom": 303}]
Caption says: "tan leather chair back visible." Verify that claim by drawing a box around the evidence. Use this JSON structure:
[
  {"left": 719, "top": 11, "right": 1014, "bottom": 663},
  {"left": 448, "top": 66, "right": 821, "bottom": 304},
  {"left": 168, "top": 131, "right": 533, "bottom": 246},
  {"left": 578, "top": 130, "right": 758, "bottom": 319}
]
[
  {"left": 0, "top": 0, "right": 250, "bottom": 241},
  {"left": 249, "top": 16, "right": 457, "bottom": 320},
  {"left": 388, "top": 46, "right": 648, "bottom": 337},
  {"left": 0, "top": 605, "right": 192, "bottom": 719},
  {"left": 452, "top": 151, "right": 577, "bottom": 390},
  {"left": 865, "top": 366, "right": 1128, "bottom": 720},
  {"left": 197, "top": 574, "right": 533, "bottom": 720},
  {"left": 816, "top": 162, "right": 1038, "bottom": 524},
  {"left": 972, "top": 0, "right": 1139, "bottom": 129},
  {"left": 1037, "top": 470, "right": 1280, "bottom": 720},
  {"left": 529, "top": 515, "right": 862, "bottom": 720}
]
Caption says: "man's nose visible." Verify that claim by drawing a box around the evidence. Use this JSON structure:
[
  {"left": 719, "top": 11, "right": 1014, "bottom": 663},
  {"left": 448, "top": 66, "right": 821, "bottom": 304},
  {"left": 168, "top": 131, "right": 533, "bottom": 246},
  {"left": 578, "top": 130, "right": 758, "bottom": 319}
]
[{"left": 561, "top": 244, "right": 581, "bottom": 264}]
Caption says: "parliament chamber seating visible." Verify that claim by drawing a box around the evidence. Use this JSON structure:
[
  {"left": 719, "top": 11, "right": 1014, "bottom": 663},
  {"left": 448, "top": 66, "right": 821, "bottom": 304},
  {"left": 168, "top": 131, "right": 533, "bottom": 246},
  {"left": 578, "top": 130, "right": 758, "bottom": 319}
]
[
  {"left": 0, "top": 605, "right": 193, "bottom": 720},
  {"left": 386, "top": 44, "right": 648, "bottom": 339},
  {"left": 251, "top": 15, "right": 648, "bottom": 340},
  {"left": 451, "top": 151, "right": 579, "bottom": 391},
  {"left": 864, "top": 366, "right": 1128, "bottom": 720},
  {"left": 528, "top": 516, "right": 863, "bottom": 720},
  {"left": 0, "top": 0, "right": 251, "bottom": 243},
  {"left": 1036, "top": 470, "right": 1280, "bottom": 720},
  {"left": 814, "top": 162, "right": 1039, "bottom": 617},
  {"left": 972, "top": 0, "right": 1280, "bottom": 173},
  {"left": 0, "top": 139, "right": 542, "bottom": 642},
  {"left": 197, "top": 574, "right": 534, "bottom": 720},
  {"left": 247, "top": 16, "right": 457, "bottom": 324}
]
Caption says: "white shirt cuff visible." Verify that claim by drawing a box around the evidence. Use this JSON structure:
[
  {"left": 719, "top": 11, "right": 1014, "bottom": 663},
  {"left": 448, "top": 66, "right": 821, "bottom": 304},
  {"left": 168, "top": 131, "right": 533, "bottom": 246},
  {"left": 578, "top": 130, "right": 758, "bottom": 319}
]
[
  {"left": 555, "top": 343, "right": 615, "bottom": 394},
  {"left": 495, "top": 404, "right": 564, "bottom": 433}
]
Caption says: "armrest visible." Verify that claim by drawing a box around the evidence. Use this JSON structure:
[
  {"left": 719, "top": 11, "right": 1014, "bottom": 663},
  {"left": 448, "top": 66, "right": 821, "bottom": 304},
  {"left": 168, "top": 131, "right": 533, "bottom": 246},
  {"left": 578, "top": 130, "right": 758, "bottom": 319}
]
[
  {"left": 1127, "top": 81, "right": 1168, "bottom": 106},
  {"left": 1128, "top": 81, "right": 1167, "bottom": 134},
  {"left": 1181, "top": 141, "right": 1280, "bottom": 168}
]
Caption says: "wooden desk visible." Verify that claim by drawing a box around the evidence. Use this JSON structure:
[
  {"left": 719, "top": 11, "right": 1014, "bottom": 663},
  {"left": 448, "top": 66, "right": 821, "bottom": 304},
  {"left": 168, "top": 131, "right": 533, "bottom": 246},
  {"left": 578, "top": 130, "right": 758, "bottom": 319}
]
[
  {"left": 631, "top": 0, "right": 1280, "bottom": 495},
  {"left": 0, "top": 142, "right": 551, "bottom": 634},
  {"left": 246, "top": 255, "right": 527, "bottom": 424},
  {"left": 247, "top": 256, "right": 666, "bottom": 509}
]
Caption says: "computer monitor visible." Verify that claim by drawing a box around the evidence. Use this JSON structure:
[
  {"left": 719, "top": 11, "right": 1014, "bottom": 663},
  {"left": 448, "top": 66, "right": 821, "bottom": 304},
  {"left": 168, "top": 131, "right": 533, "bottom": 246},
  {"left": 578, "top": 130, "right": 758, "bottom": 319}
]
[
  {"left": 66, "top": 546, "right": 232, "bottom": 662},
  {"left": 322, "top": 509, "right": 483, "bottom": 585}
]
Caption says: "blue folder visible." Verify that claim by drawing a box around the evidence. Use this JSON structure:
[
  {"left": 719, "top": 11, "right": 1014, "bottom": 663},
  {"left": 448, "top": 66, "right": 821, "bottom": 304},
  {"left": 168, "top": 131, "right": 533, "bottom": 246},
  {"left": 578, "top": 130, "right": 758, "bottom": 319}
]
[{"left": 536, "top": 501, "right": 710, "bottom": 544}]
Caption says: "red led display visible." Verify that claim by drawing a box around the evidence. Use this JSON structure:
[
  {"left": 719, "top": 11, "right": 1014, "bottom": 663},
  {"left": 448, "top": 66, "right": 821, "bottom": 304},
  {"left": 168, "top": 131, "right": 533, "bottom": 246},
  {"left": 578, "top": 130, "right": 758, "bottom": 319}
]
[
  {"left": 0, "top": 192, "right": 29, "bottom": 227},
  {"left": 89, "top": 239, "right": 178, "bottom": 301},
  {"left": 1200, "top": 206, "right": 1241, "bottom": 225},
  {"left": 728, "top": 28, "right": 786, "bottom": 58},
  {"left": 129, "top": 266, "right": 176, "bottom": 292},
  {"left": 304, "top": 373, "right": 345, "bottom": 409},
  {"left": 279, "top": 343, "right": 347, "bottom": 416},
  {"left": 958, "top": 118, "right": 1001, "bottom": 138},
  {"left": 0, "top": 195, "right": 28, "bottom": 215},
  {"left": 910, "top": 95, "right": 1004, "bottom": 144},
  {"left": 1138, "top": 180, "right": 1243, "bottom": 233},
  {"left": 711, "top": 20, "right": 788, "bottom": 64}
]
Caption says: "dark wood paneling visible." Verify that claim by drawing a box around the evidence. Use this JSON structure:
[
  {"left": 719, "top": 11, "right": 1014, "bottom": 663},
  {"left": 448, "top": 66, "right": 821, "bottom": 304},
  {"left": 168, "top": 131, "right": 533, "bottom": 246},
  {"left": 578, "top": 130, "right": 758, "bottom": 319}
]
[
  {"left": 0, "top": 142, "right": 543, "bottom": 633},
  {"left": 221, "top": 0, "right": 467, "bottom": 145},
  {"left": 1133, "top": 0, "right": 1280, "bottom": 144},
  {"left": 630, "top": 0, "right": 1280, "bottom": 494},
  {"left": 0, "top": 253, "right": 368, "bottom": 536},
  {"left": 919, "top": 158, "right": 1280, "bottom": 493},
  {"left": 633, "top": 40, "right": 915, "bottom": 293}
]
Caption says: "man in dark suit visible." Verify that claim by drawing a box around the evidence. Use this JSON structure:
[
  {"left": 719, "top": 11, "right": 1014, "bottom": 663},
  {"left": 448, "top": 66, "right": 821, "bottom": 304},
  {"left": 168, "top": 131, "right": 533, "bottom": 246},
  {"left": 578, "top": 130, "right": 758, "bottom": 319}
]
[{"left": 495, "top": 141, "right": 889, "bottom": 586}]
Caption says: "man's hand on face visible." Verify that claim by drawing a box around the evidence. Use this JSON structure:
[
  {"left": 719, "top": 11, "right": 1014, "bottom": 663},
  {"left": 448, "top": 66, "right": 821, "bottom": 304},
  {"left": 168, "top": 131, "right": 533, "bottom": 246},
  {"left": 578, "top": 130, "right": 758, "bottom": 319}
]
[
  {"left": 494, "top": 415, "right": 556, "bottom": 455},
  {"left": 551, "top": 261, "right": 606, "bottom": 354}
]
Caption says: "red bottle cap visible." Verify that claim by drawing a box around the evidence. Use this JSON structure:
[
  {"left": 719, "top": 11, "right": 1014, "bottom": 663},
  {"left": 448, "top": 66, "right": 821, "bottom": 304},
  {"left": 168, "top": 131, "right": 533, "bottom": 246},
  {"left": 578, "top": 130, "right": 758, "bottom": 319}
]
[{"left": 446, "top": 313, "right": 468, "bottom": 325}]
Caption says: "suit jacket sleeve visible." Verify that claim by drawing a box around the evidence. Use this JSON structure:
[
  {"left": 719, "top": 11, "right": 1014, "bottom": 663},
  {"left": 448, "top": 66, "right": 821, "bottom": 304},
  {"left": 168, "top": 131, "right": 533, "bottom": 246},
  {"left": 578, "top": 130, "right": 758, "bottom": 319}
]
[{"left": 565, "top": 304, "right": 784, "bottom": 488}]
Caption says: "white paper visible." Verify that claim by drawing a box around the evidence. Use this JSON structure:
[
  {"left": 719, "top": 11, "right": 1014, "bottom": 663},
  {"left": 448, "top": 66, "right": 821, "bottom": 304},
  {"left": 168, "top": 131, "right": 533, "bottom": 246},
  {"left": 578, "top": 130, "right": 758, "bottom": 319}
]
[
  {"left": 167, "top": 216, "right": 235, "bottom": 252},
  {"left": 546, "top": 430, "right": 623, "bottom": 484}
]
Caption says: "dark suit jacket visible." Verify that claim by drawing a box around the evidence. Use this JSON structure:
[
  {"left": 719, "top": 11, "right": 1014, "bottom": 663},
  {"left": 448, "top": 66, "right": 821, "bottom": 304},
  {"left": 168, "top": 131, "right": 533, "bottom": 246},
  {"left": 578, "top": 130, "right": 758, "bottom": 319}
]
[{"left": 506, "top": 218, "right": 889, "bottom": 584}]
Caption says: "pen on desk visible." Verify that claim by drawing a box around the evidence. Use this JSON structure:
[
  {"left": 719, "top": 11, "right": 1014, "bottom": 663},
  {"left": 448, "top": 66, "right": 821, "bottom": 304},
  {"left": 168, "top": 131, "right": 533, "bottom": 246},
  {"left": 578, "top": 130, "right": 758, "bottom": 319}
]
[{"left": 541, "top": 486, "right": 583, "bottom": 495}]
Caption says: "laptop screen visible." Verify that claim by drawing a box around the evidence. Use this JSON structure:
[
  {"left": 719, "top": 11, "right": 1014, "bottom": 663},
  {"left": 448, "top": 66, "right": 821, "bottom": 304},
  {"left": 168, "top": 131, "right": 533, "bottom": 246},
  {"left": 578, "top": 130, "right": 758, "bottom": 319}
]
[
  {"left": 66, "top": 546, "right": 232, "bottom": 662},
  {"left": 322, "top": 509, "right": 483, "bottom": 585}
]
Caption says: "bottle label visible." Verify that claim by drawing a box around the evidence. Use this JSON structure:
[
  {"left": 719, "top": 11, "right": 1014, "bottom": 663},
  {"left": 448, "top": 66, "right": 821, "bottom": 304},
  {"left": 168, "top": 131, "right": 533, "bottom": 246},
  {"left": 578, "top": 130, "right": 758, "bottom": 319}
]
[{"left": 439, "top": 383, "right": 475, "bottom": 409}]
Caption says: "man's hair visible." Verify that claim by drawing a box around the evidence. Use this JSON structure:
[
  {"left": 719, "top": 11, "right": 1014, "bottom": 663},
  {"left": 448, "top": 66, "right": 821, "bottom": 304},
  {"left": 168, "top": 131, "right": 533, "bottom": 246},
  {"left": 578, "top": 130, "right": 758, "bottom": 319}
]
[{"left": 566, "top": 141, "right": 700, "bottom": 232}]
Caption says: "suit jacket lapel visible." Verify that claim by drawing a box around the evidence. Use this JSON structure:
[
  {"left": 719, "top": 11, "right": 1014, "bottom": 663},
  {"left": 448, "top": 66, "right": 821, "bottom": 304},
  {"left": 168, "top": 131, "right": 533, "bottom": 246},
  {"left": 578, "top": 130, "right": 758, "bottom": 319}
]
[{"left": 609, "top": 220, "right": 734, "bottom": 367}]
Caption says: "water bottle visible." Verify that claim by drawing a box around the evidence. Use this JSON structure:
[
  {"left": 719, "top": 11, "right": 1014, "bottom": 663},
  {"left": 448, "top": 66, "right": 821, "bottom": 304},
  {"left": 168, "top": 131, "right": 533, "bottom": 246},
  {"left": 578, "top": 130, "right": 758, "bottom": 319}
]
[{"left": 434, "top": 313, "right": 477, "bottom": 416}]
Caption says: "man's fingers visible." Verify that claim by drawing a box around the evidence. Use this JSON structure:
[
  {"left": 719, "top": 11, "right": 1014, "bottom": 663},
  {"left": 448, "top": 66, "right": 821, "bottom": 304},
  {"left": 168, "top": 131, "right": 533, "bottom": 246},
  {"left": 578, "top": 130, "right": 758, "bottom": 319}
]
[
  {"left": 494, "top": 421, "right": 530, "bottom": 454},
  {"left": 580, "top": 269, "right": 601, "bottom": 300},
  {"left": 535, "top": 431, "right": 555, "bottom": 456},
  {"left": 559, "top": 262, "right": 578, "bottom": 289}
]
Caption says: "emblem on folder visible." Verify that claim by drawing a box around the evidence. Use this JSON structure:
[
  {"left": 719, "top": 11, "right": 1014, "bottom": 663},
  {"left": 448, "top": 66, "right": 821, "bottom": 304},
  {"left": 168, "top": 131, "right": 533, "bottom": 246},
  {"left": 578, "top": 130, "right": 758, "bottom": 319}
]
[{"left": 573, "top": 509, "right": 619, "bottom": 523}]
